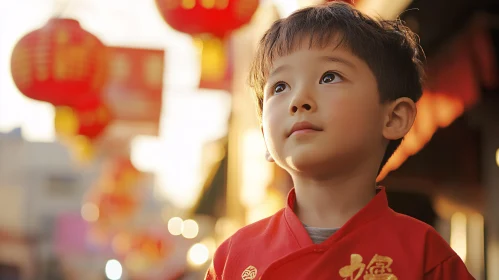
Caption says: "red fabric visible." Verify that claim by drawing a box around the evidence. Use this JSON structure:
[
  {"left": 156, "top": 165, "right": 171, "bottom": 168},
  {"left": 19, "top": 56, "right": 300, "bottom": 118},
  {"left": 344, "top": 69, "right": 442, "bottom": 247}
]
[{"left": 206, "top": 188, "right": 474, "bottom": 280}]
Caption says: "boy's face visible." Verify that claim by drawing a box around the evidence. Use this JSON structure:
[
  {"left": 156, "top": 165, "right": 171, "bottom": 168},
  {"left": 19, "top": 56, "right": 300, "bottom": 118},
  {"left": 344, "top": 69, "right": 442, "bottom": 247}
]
[{"left": 261, "top": 43, "right": 388, "bottom": 177}]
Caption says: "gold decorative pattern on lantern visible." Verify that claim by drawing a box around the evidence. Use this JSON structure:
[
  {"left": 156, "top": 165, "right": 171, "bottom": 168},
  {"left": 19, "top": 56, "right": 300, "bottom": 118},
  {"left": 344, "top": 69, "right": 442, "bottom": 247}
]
[
  {"left": 56, "top": 30, "right": 69, "bottom": 44},
  {"left": 166, "top": 0, "right": 180, "bottom": 9},
  {"left": 215, "top": 0, "right": 229, "bottom": 9},
  {"left": 10, "top": 18, "right": 108, "bottom": 106},
  {"left": 201, "top": 0, "right": 215, "bottom": 9},
  {"left": 11, "top": 46, "right": 31, "bottom": 88},
  {"left": 35, "top": 35, "right": 50, "bottom": 82},
  {"left": 182, "top": 0, "right": 196, "bottom": 9},
  {"left": 55, "top": 46, "right": 89, "bottom": 81}
]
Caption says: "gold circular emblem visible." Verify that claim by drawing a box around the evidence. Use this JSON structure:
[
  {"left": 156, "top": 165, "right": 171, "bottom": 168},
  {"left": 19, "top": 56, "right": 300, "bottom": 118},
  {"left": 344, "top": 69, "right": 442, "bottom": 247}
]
[{"left": 241, "top": 265, "right": 257, "bottom": 280}]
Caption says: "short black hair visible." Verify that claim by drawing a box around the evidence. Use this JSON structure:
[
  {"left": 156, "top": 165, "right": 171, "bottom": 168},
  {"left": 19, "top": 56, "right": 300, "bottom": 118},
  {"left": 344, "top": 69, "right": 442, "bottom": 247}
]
[{"left": 248, "top": 1, "right": 425, "bottom": 174}]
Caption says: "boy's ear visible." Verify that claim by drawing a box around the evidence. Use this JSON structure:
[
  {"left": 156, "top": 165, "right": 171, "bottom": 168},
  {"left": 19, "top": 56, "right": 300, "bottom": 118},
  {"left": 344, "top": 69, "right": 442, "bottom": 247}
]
[
  {"left": 382, "top": 97, "right": 417, "bottom": 141},
  {"left": 261, "top": 125, "right": 275, "bottom": 162}
]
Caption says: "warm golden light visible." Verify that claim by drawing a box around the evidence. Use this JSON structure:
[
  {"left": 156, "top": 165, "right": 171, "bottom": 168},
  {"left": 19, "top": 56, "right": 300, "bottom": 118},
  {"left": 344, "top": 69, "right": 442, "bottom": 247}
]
[
  {"left": 132, "top": 91, "right": 231, "bottom": 209},
  {"left": 495, "top": 148, "right": 499, "bottom": 167},
  {"left": 54, "top": 106, "right": 78, "bottom": 137},
  {"left": 81, "top": 202, "right": 99, "bottom": 222},
  {"left": 468, "top": 213, "right": 484, "bottom": 279},
  {"left": 246, "top": 190, "right": 284, "bottom": 225},
  {"left": 187, "top": 243, "right": 209, "bottom": 266},
  {"left": 201, "top": 237, "right": 217, "bottom": 256},
  {"left": 240, "top": 129, "right": 273, "bottom": 208},
  {"left": 167, "top": 217, "right": 184, "bottom": 236},
  {"left": 450, "top": 212, "right": 467, "bottom": 262},
  {"left": 215, "top": 217, "right": 240, "bottom": 244},
  {"left": 182, "top": 219, "right": 199, "bottom": 239},
  {"left": 195, "top": 36, "right": 226, "bottom": 82}
]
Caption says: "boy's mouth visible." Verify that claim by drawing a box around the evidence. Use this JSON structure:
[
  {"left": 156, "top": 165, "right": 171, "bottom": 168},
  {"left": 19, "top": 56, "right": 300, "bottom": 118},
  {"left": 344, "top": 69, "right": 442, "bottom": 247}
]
[{"left": 288, "top": 121, "right": 323, "bottom": 137}]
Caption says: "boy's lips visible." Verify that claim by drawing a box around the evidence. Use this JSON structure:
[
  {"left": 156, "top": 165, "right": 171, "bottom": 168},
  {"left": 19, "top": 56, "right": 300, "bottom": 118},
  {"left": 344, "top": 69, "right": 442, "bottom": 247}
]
[{"left": 288, "top": 121, "right": 323, "bottom": 137}]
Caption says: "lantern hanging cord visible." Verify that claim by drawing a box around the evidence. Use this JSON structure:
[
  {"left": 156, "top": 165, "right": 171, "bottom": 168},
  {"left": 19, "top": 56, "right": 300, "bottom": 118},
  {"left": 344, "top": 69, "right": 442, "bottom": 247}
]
[{"left": 52, "top": 0, "right": 73, "bottom": 18}]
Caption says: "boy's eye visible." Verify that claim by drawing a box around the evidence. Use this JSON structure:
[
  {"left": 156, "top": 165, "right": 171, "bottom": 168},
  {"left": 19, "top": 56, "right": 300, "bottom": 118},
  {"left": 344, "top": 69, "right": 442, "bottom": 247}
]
[
  {"left": 273, "top": 82, "right": 289, "bottom": 94},
  {"left": 320, "top": 72, "right": 343, "bottom": 84}
]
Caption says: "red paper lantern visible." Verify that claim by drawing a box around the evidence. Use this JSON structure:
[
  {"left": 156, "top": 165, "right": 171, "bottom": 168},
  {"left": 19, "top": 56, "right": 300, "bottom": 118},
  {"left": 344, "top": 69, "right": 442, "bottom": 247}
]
[
  {"left": 74, "top": 97, "right": 112, "bottom": 139},
  {"left": 133, "top": 233, "right": 171, "bottom": 261},
  {"left": 155, "top": 0, "right": 256, "bottom": 89},
  {"left": 155, "top": 0, "right": 259, "bottom": 38},
  {"left": 10, "top": 18, "right": 108, "bottom": 106},
  {"left": 55, "top": 96, "right": 112, "bottom": 139},
  {"left": 97, "top": 192, "right": 137, "bottom": 221}
]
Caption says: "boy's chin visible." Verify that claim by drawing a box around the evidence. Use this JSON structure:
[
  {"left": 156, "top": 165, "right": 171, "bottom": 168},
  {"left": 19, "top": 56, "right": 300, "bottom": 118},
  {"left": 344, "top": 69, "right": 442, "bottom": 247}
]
[
  {"left": 282, "top": 150, "right": 355, "bottom": 178},
  {"left": 283, "top": 154, "right": 333, "bottom": 176}
]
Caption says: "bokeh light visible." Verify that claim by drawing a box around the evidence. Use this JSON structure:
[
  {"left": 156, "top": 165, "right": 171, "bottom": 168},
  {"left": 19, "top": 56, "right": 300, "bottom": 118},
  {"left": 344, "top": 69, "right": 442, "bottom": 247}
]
[
  {"left": 187, "top": 243, "right": 209, "bottom": 267},
  {"left": 105, "top": 259, "right": 123, "bottom": 280},
  {"left": 167, "top": 217, "right": 183, "bottom": 236},
  {"left": 81, "top": 202, "right": 99, "bottom": 222},
  {"left": 182, "top": 219, "right": 199, "bottom": 239}
]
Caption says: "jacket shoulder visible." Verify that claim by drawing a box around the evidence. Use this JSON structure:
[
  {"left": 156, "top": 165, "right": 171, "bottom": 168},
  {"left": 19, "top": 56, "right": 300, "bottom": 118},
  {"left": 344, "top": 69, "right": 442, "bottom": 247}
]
[
  {"left": 209, "top": 209, "right": 285, "bottom": 278},
  {"left": 389, "top": 211, "right": 459, "bottom": 271}
]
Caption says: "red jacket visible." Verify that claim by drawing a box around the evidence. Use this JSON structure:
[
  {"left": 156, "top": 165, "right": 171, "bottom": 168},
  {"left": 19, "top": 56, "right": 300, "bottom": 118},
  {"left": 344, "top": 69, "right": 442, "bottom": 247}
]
[{"left": 206, "top": 188, "right": 474, "bottom": 280}]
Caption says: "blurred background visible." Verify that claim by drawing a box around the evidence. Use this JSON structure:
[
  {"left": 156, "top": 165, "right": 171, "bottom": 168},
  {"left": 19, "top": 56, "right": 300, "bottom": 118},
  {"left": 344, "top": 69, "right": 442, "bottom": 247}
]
[{"left": 0, "top": 0, "right": 498, "bottom": 279}]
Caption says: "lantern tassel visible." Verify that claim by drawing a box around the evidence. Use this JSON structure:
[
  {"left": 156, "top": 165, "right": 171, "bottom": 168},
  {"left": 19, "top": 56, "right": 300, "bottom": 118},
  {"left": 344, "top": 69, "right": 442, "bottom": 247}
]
[{"left": 193, "top": 35, "right": 228, "bottom": 89}]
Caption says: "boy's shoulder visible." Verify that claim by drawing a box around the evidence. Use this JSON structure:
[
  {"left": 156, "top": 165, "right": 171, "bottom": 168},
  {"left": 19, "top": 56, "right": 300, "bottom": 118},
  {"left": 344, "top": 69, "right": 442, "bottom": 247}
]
[
  {"left": 210, "top": 209, "right": 287, "bottom": 273},
  {"left": 389, "top": 210, "right": 445, "bottom": 239},
  {"left": 389, "top": 210, "right": 459, "bottom": 270},
  {"left": 222, "top": 208, "right": 286, "bottom": 245}
]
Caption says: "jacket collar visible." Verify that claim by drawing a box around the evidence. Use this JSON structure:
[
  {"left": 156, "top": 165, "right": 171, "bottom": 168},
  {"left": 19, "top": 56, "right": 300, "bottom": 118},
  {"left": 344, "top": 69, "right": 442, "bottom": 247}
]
[{"left": 284, "top": 187, "right": 391, "bottom": 247}]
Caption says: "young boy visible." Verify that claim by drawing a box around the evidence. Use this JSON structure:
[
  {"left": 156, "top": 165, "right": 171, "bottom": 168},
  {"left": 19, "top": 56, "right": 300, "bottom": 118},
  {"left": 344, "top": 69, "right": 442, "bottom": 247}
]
[{"left": 206, "top": 2, "right": 474, "bottom": 279}]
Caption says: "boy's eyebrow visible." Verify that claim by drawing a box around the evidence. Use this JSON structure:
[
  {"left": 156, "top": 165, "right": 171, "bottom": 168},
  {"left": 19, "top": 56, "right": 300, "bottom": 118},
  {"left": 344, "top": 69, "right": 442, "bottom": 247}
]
[
  {"left": 268, "top": 64, "right": 291, "bottom": 79},
  {"left": 320, "top": 56, "right": 356, "bottom": 69},
  {"left": 268, "top": 55, "right": 356, "bottom": 79}
]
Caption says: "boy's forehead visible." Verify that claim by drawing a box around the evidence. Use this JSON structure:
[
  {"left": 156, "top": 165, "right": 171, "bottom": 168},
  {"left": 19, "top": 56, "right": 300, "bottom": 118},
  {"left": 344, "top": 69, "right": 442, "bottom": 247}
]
[
  {"left": 268, "top": 41, "right": 355, "bottom": 72},
  {"left": 266, "top": 33, "right": 351, "bottom": 72}
]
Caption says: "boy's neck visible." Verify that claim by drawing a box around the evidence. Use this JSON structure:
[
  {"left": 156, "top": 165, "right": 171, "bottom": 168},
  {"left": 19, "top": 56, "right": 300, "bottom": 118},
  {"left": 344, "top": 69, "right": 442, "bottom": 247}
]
[{"left": 292, "top": 173, "right": 377, "bottom": 229}]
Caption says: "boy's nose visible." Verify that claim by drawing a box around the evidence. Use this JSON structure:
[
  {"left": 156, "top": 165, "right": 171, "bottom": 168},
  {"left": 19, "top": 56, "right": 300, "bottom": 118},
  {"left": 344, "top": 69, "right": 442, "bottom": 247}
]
[
  {"left": 291, "top": 103, "right": 312, "bottom": 113},
  {"left": 289, "top": 88, "right": 317, "bottom": 114}
]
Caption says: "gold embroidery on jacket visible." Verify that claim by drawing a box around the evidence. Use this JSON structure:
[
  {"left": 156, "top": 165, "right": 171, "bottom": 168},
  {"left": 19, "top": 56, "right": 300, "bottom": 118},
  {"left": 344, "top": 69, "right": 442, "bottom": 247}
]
[
  {"left": 241, "top": 265, "right": 257, "bottom": 280},
  {"left": 339, "top": 254, "right": 398, "bottom": 280}
]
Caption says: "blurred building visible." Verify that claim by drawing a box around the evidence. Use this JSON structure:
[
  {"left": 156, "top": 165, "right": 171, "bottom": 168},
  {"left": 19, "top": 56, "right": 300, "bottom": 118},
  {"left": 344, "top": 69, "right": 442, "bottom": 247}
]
[{"left": 0, "top": 129, "right": 100, "bottom": 279}]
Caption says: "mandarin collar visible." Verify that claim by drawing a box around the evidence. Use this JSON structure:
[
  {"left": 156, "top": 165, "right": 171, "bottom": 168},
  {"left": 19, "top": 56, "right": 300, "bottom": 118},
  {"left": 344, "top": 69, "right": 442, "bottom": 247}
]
[{"left": 284, "top": 187, "right": 391, "bottom": 247}]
